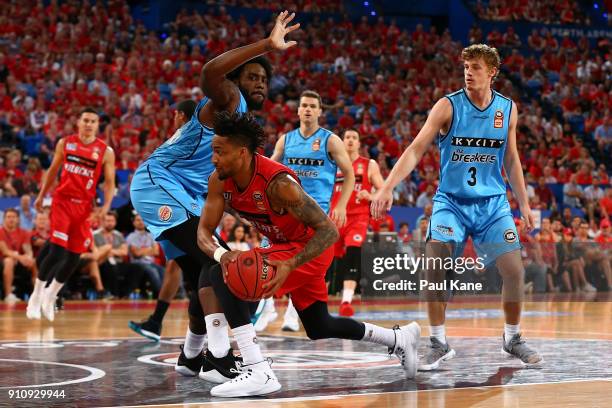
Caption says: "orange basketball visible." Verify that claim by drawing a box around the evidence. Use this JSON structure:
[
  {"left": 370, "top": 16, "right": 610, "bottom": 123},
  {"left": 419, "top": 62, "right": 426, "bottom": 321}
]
[{"left": 225, "top": 250, "right": 276, "bottom": 301}]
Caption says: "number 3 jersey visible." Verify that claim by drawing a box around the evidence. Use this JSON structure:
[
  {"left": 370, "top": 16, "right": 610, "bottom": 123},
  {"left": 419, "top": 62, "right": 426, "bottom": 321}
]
[
  {"left": 437, "top": 89, "right": 512, "bottom": 198},
  {"left": 54, "top": 134, "right": 107, "bottom": 202}
]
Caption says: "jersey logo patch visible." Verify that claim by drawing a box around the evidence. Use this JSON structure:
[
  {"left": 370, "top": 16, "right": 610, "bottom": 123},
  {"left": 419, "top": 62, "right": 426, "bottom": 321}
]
[
  {"left": 223, "top": 192, "right": 232, "bottom": 201},
  {"left": 66, "top": 143, "right": 77, "bottom": 151},
  {"left": 494, "top": 110, "right": 504, "bottom": 128},
  {"left": 312, "top": 138, "right": 321, "bottom": 151},
  {"left": 353, "top": 234, "right": 363, "bottom": 242},
  {"left": 504, "top": 229, "right": 517, "bottom": 243},
  {"left": 158, "top": 205, "right": 173, "bottom": 222},
  {"left": 435, "top": 225, "right": 454, "bottom": 236},
  {"left": 253, "top": 191, "right": 266, "bottom": 211}
]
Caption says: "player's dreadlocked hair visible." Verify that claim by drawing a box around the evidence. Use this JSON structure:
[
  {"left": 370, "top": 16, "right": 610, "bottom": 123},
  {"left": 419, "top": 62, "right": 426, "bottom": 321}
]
[
  {"left": 213, "top": 111, "right": 265, "bottom": 154},
  {"left": 227, "top": 56, "right": 273, "bottom": 83}
]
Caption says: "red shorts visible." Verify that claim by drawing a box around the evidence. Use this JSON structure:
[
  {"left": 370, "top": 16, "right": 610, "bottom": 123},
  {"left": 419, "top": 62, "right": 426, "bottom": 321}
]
[
  {"left": 256, "top": 242, "right": 334, "bottom": 311},
  {"left": 334, "top": 213, "right": 369, "bottom": 258},
  {"left": 50, "top": 197, "right": 93, "bottom": 254}
]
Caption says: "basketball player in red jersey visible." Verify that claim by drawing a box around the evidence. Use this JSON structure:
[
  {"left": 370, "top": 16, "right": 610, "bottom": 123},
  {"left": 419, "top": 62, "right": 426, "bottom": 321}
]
[
  {"left": 27, "top": 107, "right": 115, "bottom": 321},
  {"left": 196, "top": 112, "right": 419, "bottom": 397},
  {"left": 330, "top": 129, "right": 384, "bottom": 316}
]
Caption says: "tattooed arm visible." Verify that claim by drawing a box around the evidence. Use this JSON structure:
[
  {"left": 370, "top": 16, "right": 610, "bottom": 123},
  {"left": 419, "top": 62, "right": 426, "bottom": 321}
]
[
  {"left": 269, "top": 173, "right": 338, "bottom": 267},
  {"left": 261, "top": 173, "right": 338, "bottom": 296}
]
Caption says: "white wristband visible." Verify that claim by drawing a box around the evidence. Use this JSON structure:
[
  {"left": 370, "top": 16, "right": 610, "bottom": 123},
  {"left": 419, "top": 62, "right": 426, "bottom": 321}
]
[{"left": 213, "top": 247, "right": 228, "bottom": 262}]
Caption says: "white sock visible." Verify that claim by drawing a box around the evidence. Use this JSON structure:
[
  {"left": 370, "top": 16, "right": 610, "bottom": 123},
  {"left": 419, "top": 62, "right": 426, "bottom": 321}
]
[
  {"left": 284, "top": 298, "right": 297, "bottom": 319},
  {"left": 504, "top": 323, "right": 520, "bottom": 344},
  {"left": 205, "top": 313, "right": 231, "bottom": 358},
  {"left": 342, "top": 288, "right": 354, "bottom": 304},
  {"left": 233, "top": 323, "right": 263, "bottom": 366},
  {"left": 46, "top": 279, "right": 64, "bottom": 299},
  {"left": 32, "top": 279, "right": 46, "bottom": 299},
  {"left": 362, "top": 322, "right": 397, "bottom": 348},
  {"left": 264, "top": 297, "right": 276, "bottom": 312},
  {"left": 183, "top": 328, "right": 206, "bottom": 359},
  {"left": 430, "top": 325, "right": 447, "bottom": 345}
]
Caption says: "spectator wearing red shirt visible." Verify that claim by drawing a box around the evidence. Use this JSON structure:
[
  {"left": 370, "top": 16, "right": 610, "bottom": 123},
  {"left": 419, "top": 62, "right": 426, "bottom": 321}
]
[
  {"left": 30, "top": 212, "right": 50, "bottom": 259},
  {"left": 0, "top": 209, "right": 35, "bottom": 302},
  {"left": 370, "top": 213, "right": 395, "bottom": 233},
  {"left": 595, "top": 219, "right": 612, "bottom": 244},
  {"left": 534, "top": 177, "right": 555, "bottom": 209},
  {"left": 575, "top": 164, "right": 593, "bottom": 185}
]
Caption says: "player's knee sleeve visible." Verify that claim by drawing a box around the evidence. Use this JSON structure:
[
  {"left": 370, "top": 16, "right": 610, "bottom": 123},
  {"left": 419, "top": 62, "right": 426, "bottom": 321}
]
[
  {"left": 175, "top": 255, "right": 201, "bottom": 291},
  {"left": 36, "top": 241, "right": 51, "bottom": 275},
  {"left": 325, "top": 257, "right": 338, "bottom": 283},
  {"left": 342, "top": 246, "right": 362, "bottom": 282},
  {"left": 208, "top": 264, "right": 251, "bottom": 328},
  {"left": 298, "top": 301, "right": 364, "bottom": 341},
  {"left": 188, "top": 289, "right": 204, "bottom": 319},
  {"left": 53, "top": 251, "right": 81, "bottom": 283}
]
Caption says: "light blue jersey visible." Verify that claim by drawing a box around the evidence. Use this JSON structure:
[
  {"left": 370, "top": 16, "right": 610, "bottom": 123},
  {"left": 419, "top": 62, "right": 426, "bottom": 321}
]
[
  {"left": 148, "top": 94, "right": 248, "bottom": 196},
  {"left": 429, "top": 89, "right": 520, "bottom": 264},
  {"left": 438, "top": 89, "right": 512, "bottom": 198},
  {"left": 282, "top": 127, "right": 337, "bottom": 213},
  {"left": 131, "top": 93, "right": 247, "bottom": 245}
]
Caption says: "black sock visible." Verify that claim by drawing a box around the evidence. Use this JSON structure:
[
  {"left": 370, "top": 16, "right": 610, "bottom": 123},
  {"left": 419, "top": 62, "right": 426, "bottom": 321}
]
[{"left": 151, "top": 300, "right": 170, "bottom": 323}]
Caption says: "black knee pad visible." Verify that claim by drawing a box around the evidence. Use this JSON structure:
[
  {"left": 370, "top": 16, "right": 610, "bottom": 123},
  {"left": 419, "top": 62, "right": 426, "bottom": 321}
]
[
  {"left": 188, "top": 290, "right": 204, "bottom": 319},
  {"left": 342, "top": 246, "right": 362, "bottom": 282}
]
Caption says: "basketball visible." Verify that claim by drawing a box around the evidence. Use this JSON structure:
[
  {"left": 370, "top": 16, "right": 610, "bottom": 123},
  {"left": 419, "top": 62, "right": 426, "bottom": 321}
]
[{"left": 225, "top": 250, "right": 276, "bottom": 301}]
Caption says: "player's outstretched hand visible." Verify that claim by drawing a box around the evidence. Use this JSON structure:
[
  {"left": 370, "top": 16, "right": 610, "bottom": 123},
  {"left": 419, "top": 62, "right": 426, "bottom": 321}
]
[
  {"left": 520, "top": 206, "right": 535, "bottom": 233},
  {"left": 261, "top": 257, "right": 295, "bottom": 298},
  {"left": 268, "top": 10, "right": 300, "bottom": 51},
  {"left": 34, "top": 195, "right": 44, "bottom": 213},
  {"left": 371, "top": 188, "right": 393, "bottom": 219},
  {"left": 220, "top": 250, "right": 242, "bottom": 283},
  {"left": 331, "top": 206, "right": 347, "bottom": 228}
]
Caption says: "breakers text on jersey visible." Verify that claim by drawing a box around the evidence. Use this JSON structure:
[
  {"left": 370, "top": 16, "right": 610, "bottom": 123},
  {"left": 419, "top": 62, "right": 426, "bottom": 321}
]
[{"left": 451, "top": 150, "right": 496, "bottom": 164}]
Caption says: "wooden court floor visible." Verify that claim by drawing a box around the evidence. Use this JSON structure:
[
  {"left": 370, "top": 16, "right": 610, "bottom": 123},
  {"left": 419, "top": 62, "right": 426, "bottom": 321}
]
[{"left": 1, "top": 294, "right": 611, "bottom": 407}]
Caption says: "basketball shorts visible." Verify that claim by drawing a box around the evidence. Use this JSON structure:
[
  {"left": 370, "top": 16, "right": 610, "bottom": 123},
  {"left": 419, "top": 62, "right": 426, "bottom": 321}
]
[
  {"left": 256, "top": 242, "right": 334, "bottom": 311},
  {"left": 50, "top": 196, "right": 93, "bottom": 254},
  {"left": 334, "top": 213, "right": 369, "bottom": 258},
  {"left": 427, "top": 191, "right": 521, "bottom": 265},
  {"left": 130, "top": 159, "right": 204, "bottom": 240},
  {"left": 158, "top": 239, "right": 185, "bottom": 261}
]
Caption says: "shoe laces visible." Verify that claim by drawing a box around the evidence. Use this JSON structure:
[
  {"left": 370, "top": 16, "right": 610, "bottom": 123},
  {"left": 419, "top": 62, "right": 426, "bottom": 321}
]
[
  {"left": 388, "top": 325, "right": 406, "bottom": 364},
  {"left": 228, "top": 358, "right": 273, "bottom": 382},
  {"left": 508, "top": 333, "right": 525, "bottom": 347}
]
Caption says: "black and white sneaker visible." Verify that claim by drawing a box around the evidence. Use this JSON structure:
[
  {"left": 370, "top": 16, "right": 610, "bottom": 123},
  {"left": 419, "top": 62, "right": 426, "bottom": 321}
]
[
  {"left": 175, "top": 345, "right": 204, "bottom": 376},
  {"left": 210, "top": 358, "right": 281, "bottom": 397},
  {"left": 128, "top": 316, "right": 161, "bottom": 341},
  {"left": 389, "top": 322, "right": 420, "bottom": 379},
  {"left": 199, "top": 349, "right": 243, "bottom": 383}
]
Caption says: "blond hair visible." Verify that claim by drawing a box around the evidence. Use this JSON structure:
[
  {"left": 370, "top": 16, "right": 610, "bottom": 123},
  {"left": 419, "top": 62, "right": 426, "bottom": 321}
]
[{"left": 461, "top": 44, "right": 501, "bottom": 71}]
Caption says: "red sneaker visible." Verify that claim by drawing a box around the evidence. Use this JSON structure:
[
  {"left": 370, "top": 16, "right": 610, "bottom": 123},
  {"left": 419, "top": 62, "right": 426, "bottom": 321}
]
[{"left": 339, "top": 302, "right": 354, "bottom": 317}]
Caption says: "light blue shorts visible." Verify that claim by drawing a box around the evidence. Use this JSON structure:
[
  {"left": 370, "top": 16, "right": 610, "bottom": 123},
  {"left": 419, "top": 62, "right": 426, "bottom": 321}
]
[{"left": 427, "top": 191, "right": 521, "bottom": 265}]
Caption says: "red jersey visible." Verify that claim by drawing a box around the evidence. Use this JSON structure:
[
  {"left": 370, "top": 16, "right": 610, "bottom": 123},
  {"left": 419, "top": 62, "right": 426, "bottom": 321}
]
[
  {"left": 223, "top": 154, "right": 314, "bottom": 245},
  {"left": 331, "top": 156, "right": 372, "bottom": 215},
  {"left": 54, "top": 135, "right": 107, "bottom": 202}
]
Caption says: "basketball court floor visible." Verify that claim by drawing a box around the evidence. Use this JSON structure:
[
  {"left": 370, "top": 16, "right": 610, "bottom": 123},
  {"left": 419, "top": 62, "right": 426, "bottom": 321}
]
[{"left": 1, "top": 294, "right": 611, "bottom": 407}]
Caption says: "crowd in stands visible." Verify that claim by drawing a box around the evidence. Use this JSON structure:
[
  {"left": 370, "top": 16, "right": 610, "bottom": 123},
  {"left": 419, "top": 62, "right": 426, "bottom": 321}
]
[
  {"left": 471, "top": 0, "right": 594, "bottom": 25},
  {"left": 0, "top": 1, "right": 609, "bottom": 300}
]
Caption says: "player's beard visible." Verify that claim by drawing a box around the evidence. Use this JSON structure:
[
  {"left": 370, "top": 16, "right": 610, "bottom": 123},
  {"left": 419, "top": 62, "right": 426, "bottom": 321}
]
[{"left": 240, "top": 86, "right": 265, "bottom": 110}]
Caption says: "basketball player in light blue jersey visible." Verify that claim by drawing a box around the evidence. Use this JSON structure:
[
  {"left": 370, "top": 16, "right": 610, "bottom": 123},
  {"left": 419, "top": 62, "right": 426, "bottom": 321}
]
[
  {"left": 252, "top": 90, "right": 355, "bottom": 332},
  {"left": 130, "top": 11, "right": 300, "bottom": 380},
  {"left": 373, "top": 44, "right": 542, "bottom": 369}
]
